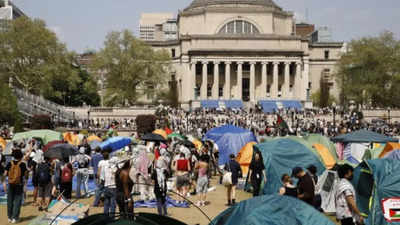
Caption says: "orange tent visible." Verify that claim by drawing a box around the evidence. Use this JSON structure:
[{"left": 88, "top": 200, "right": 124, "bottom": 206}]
[
  {"left": 379, "top": 142, "right": 400, "bottom": 158},
  {"left": 0, "top": 137, "right": 6, "bottom": 149},
  {"left": 236, "top": 142, "right": 256, "bottom": 176},
  {"left": 63, "top": 132, "right": 80, "bottom": 146},
  {"left": 313, "top": 144, "right": 336, "bottom": 169},
  {"left": 87, "top": 135, "right": 102, "bottom": 143},
  {"left": 153, "top": 129, "right": 167, "bottom": 140}
]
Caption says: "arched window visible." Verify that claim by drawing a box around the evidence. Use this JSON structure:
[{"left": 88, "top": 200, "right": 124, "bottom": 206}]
[{"left": 218, "top": 20, "right": 260, "bottom": 34}]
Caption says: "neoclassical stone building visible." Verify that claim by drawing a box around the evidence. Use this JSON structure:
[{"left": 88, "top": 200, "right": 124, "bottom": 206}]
[{"left": 146, "top": 0, "right": 344, "bottom": 109}]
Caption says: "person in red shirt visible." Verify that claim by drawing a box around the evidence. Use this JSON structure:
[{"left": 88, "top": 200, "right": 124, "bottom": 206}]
[{"left": 174, "top": 152, "right": 191, "bottom": 203}]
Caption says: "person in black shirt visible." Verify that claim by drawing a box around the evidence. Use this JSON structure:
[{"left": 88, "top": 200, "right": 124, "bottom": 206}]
[
  {"left": 292, "top": 167, "right": 315, "bottom": 206},
  {"left": 5, "top": 149, "right": 29, "bottom": 223},
  {"left": 224, "top": 154, "right": 242, "bottom": 206},
  {"left": 248, "top": 151, "right": 266, "bottom": 197}
]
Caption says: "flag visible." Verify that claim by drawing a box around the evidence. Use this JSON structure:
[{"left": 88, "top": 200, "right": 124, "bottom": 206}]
[{"left": 276, "top": 115, "right": 294, "bottom": 133}]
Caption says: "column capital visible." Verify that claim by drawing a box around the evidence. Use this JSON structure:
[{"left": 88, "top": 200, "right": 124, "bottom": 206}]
[
  {"left": 284, "top": 61, "right": 291, "bottom": 65},
  {"left": 190, "top": 61, "right": 197, "bottom": 65},
  {"left": 202, "top": 61, "right": 208, "bottom": 65},
  {"left": 225, "top": 61, "right": 232, "bottom": 65},
  {"left": 261, "top": 61, "right": 269, "bottom": 65},
  {"left": 272, "top": 61, "right": 280, "bottom": 65},
  {"left": 213, "top": 61, "right": 220, "bottom": 65},
  {"left": 237, "top": 61, "right": 244, "bottom": 65},
  {"left": 249, "top": 61, "right": 257, "bottom": 65},
  {"left": 296, "top": 61, "right": 302, "bottom": 65}
]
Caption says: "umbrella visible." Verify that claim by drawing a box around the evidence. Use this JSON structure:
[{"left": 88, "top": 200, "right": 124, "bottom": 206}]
[
  {"left": 141, "top": 133, "right": 166, "bottom": 142},
  {"left": 153, "top": 129, "right": 168, "bottom": 139},
  {"left": 164, "top": 127, "right": 173, "bottom": 135},
  {"left": 99, "top": 136, "right": 132, "bottom": 152},
  {"left": 87, "top": 135, "right": 102, "bottom": 143},
  {"left": 13, "top": 129, "right": 62, "bottom": 145},
  {"left": 180, "top": 139, "right": 195, "bottom": 148},
  {"left": 90, "top": 140, "right": 102, "bottom": 150},
  {"left": 168, "top": 133, "right": 187, "bottom": 140},
  {"left": 44, "top": 143, "right": 77, "bottom": 159},
  {"left": 43, "top": 140, "right": 65, "bottom": 152},
  {"left": 0, "top": 137, "right": 6, "bottom": 149},
  {"left": 72, "top": 213, "right": 188, "bottom": 225}
]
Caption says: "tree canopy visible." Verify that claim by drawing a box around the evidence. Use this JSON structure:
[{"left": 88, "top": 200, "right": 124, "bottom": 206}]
[
  {"left": 0, "top": 83, "right": 21, "bottom": 127},
  {"left": 91, "top": 30, "right": 171, "bottom": 106},
  {"left": 336, "top": 31, "right": 400, "bottom": 108}
]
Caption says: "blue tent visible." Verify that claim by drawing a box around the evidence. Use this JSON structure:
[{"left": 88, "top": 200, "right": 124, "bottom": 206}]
[
  {"left": 255, "top": 139, "right": 325, "bottom": 195},
  {"left": 352, "top": 159, "right": 400, "bottom": 225},
  {"left": 204, "top": 125, "right": 257, "bottom": 165},
  {"left": 331, "top": 129, "right": 398, "bottom": 143},
  {"left": 99, "top": 136, "right": 131, "bottom": 152},
  {"left": 210, "top": 195, "right": 335, "bottom": 225}
]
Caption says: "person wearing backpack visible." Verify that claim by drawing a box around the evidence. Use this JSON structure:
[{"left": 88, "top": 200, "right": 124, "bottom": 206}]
[
  {"left": 60, "top": 158, "right": 74, "bottom": 199},
  {"left": 5, "top": 149, "right": 28, "bottom": 224},
  {"left": 36, "top": 157, "right": 52, "bottom": 211},
  {"left": 74, "top": 147, "right": 91, "bottom": 199}
]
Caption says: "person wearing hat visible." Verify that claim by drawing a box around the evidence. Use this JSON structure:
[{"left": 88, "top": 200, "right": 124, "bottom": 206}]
[
  {"left": 74, "top": 147, "right": 91, "bottom": 199},
  {"left": 291, "top": 166, "right": 315, "bottom": 206}
]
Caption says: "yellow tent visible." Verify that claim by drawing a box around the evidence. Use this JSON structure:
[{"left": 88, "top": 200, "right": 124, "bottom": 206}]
[
  {"left": 313, "top": 143, "right": 336, "bottom": 169},
  {"left": 153, "top": 129, "right": 167, "bottom": 140},
  {"left": 63, "top": 132, "right": 80, "bottom": 146},
  {"left": 379, "top": 142, "right": 400, "bottom": 158},
  {"left": 87, "top": 135, "right": 102, "bottom": 142},
  {"left": 0, "top": 137, "right": 6, "bottom": 149},
  {"left": 236, "top": 142, "right": 256, "bottom": 176}
]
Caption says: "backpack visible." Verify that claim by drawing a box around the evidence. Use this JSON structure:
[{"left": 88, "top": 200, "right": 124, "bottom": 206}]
[
  {"left": 36, "top": 163, "right": 51, "bottom": 186},
  {"left": 9, "top": 161, "right": 22, "bottom": 185},
  {"left": 61, "top": 163, "right": 73, "bottom": 183}
]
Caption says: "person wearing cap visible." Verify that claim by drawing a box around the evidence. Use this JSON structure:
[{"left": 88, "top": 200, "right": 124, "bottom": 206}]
[
  {"left": 291, "top": 166, "right": 315, "bottom": 206},
  {"left": 74, "top": 147, "right": 91, "bottom": 199}
]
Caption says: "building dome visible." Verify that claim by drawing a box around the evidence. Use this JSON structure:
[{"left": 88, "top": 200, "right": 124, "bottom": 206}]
[{"left": 184, "top": 0, "right": 281, "bottom": 11}]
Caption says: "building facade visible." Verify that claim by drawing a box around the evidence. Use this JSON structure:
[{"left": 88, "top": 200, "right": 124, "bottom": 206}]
[
  {"left": 139, "top": 13, "right": 177, "bottom": 41},
  {"left": 0, "top": 0, "right": 25, "bottom": 30},
  {"left": 145, "top": 0, "right": 344, "bottom": 109}
]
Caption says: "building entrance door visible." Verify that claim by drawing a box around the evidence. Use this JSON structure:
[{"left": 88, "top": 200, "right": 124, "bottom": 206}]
[{"left": 242, "top": 78, "right": 250, "bottom": 101}]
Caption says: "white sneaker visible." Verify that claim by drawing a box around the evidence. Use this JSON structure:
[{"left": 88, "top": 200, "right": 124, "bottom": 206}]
[
  {"left": 8, "top": 218, "right": 11, "bottom": 223},
  {"left": 11, "top": 219, "right": 18, "bottom": 224}
]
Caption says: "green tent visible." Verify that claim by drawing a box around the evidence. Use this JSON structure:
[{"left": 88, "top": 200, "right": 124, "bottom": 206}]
[
  {"left": 72, "top": 213, "right": 188, "bottom": 225},
  {"left": 255, "top": 139, "right": 325, "bottom": 195},
  {"left": 304, "top": 134, "right": 338, "bottom": 161},
  {"left": 362, "top": 145, "right": 385, "bottom": 160},
  {"left": 331, "top": 130, "right": 398, "bottom": 143},
  {"left": 282, "top": 136, "right": 325, "bottom": 163},
  {"left": 12, "top": 129, "right": 62, "bottom": 145},
  {"left": 352, "top": 159, "right": 400, "bottom": 225},
  {"left": 210, "top": 195, "right": 335, "bottom": 225}
]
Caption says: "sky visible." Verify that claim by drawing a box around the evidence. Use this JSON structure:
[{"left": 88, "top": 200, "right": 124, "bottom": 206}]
[{"left": 12, "top": 0, "right": 400, "bottom": 53}]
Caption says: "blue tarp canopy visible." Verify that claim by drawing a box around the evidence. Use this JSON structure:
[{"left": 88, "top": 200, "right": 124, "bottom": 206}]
[
  {"left": 99, "top": 136, "right": 131, "bottom": 152},
  {"left": 259, "top": 100, "right": 278, "bottom": 113},
  {"left": 224, "top": 100, "right": 243, "bottom": 109},
  {"left": 200, "top": 100, "right": 219, "bottom": 108},
  {"left": 255, "top": 139, "right": 325, "bottom": 195},
  {"left": 210, "top": 195, "right": 335, "bottom": 225},
  {"left": 281, "top": 100, "right": 303, "bottom": 110},
  {"left": 204, "top": 125, "right": 257, "bottom": 165},
  {"left": 259, "top": 100, "right": 302, "bottom": 113},
  {"left": 352, "top": 159, "right": 400, "bottom": 225},
  {"left": 331, "top": 129, "right": 398, "bottom": 143}
]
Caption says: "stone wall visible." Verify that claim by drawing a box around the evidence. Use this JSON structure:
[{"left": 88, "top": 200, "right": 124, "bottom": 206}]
[{"left": 64, "top": 107, "right": 156, "bottom": 121}]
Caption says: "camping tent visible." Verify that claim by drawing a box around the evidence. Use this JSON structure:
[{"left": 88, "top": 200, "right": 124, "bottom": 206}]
[
  {"left": 13, "top": 130, "right": 62, "bottom": 145},
  {"left": 72, "top": 213, "right": 188, "bottom": 225},
  {"left": 315, "top": 169, "right": 340, "bottom": 214},
  {"left": 235, "top": 142, "right": 256, "bottom": 175},
  {"left": 313, "top": 144, "right": 337, "bottom": 169},
  {"left": 210, "top": 195, "right": 335, "bottom": 225},
  {"left": 304, "top": 134, "right": 338, "bottom": 161},
  {"left": 352, "top": 159, "right": 400, "bottom": 225},
  {"left": 379, "top": 142, "right": 400, "bottom": 158},
  {"left": 383, "top": 149, "right": 400, "bottom": 160},
  {"left": 363, "top": 145, "right": 385, "bottom": 160},
  {"left": 255, "top": 139, "right": 325, "bottom": 195},
  {"left": 331, "top": 130, "right": 398, "bottom": 143},
  {"left": 204, "top": 125, "right": 257, "bottom": 165}
]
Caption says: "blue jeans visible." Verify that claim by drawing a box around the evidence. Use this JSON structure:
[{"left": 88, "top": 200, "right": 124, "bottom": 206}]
[
  {"left": 156, "top": 198, "right": 167, "bottom": 216},
  {"left": 93, "top": 179, "right": 104, "bottom": 206},
  {"left": 7, "top": 185, "right": 23, "bottom": 221},
  {"left": 103, "top": 188, "right": 116, "bottom": 216},
  {"left": 76, "top": 169, "right": 89, "bottom": 198}
]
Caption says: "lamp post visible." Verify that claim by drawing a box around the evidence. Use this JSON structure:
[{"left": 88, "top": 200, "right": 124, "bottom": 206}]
[
  {"left": 388, "top": 107, "right": 391, "bottom": 125},
  {"left": 87, "top": 106, "right": 91, "bottom": 128},
  {"left": 332, "top": 102, "right": 337, "bottom": 128}
]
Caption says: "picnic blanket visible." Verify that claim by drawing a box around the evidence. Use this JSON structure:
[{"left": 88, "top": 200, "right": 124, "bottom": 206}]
[{"left": 134, "top": 196, "right": 189, "bottom": 208}]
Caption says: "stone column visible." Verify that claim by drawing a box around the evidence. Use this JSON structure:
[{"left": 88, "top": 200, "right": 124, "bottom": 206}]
[
  {"left": 213, "top": 61, "right": 220, "bottom": 99},
  {"left": 225, "top": 62, "right": 231, "bottom": 99},
  {"left": 250, "top": 62, "right": 256, "bottom": 102},
  {"left": 190, "top": 62, "right": 196, "bottom": 100},
  {"left": 272, "top": 62, "right": 279, "bottom": 98},
  {"left": 201, "top": 61, "right": 208, "bottom": 99},
  {"left": 303, "top": 57, "right": 310, "bottom": 101},
  {"left": 295, "top": 62, "right": 302, "bottom": 100},
  {"left": 237, "top": 62, "right": 243, "bottom": 100},
  {"left": 261, "top": 62, "right": 267, "bottom": 99},
  {"left": 284, "top": 62, "right": 290, "bottom": 99}
]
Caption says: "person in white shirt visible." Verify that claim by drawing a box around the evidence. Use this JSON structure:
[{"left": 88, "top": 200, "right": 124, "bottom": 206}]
[{"left": 103, "top": 156, "right": 117, "bottom": 216}]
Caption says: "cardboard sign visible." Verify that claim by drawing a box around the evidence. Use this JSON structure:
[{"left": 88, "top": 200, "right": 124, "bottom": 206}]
[{"left": 382, "top": 198, "right": 400, "bottom": 222}]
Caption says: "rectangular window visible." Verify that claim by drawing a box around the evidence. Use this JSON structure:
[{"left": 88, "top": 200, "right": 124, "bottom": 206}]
[
  {"left": 235, "top": 20, "right": 243, "bottom": 33},
  {"left": 308, "top": 82, "right": 312, "bottom": 89},
  {"left": 195, "top": 86, "right": 200, "bottom": 99},
  {"left": 171, "top": 49, "right": 175, "bottom": 58},
  {"left": 219, "top": 86, "right": 223, "bottom": 97},
  {"left": 207, "top": 85, "right": 212, "bottom": 97},
  {"left": 227, "top": 22, "right": 234, "bottom": 33},
  {"left": 325, "top": 50, "right": 330, "bottom": 60}
]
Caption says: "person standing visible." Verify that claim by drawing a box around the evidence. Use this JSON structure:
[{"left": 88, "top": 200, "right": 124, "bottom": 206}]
[
  {"left": 335, "top": 164, "right": 364, "bottom": 225},
  {"left": 279, "top": 173, "right": 297, "bottom": 197},
  {"left": 151, "top": 160, "right": 168, "bottom": 216},
  {"left": 5, "top": 149, "right": 28, "bottom": 224},
  {"left": 103, "top": 157, "right": 117, "bottom": 216},
  {"left": 91, "top": 147, "right": 104, "bottom": 207},
  {"left": 35, "top": 157, "right": 53, "bottom": 211},
  {"left": 291, "top": 167, "right": 315, "bottom": 206},
  {"left": 224, "top": 154, "right": 242, "bottom": 206},
  {"left": 248, "top": 152, "right": 266, "bottom": 197},
  {"left": 195, "top": 154, "right": 209, "bottom": 207},
  {"left": 60, "top": 158, "right": 73, "bottom": 199},
  {"left": 0, "top": 145, "right": 7, "bottom": 194},
  {"left": 74, "top": 147, "right": 91, "bottom": 198},
  {"left": 175, "top": 152, "right": 191, "bottom": 203}
]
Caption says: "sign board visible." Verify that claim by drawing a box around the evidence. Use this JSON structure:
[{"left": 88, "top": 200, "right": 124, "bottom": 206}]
[{"left": 382, "top": 198, "right": 400, "bottom": 222}]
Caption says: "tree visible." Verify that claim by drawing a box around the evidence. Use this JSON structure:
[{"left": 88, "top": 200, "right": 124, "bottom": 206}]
[
  {"left": 135, "top": 115, "right": 157, "bottom": 137},
  {"left": 0, "top": 17, "right": 79, "bottom": 96},
  {"left": 91, "top": 30, "right": 171, "bottom": 106},
  {"left": 310, "top": 90, "right": 337, "bottom": 108},
  {"left": 0, "top": 83, "right": 21, "bottom": 128},
  {"left": 336, "top": 31, "right": 400, "bottom": 108},
  {"left": 319, "top": 76, "right": 330, "bottom": 108}
]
